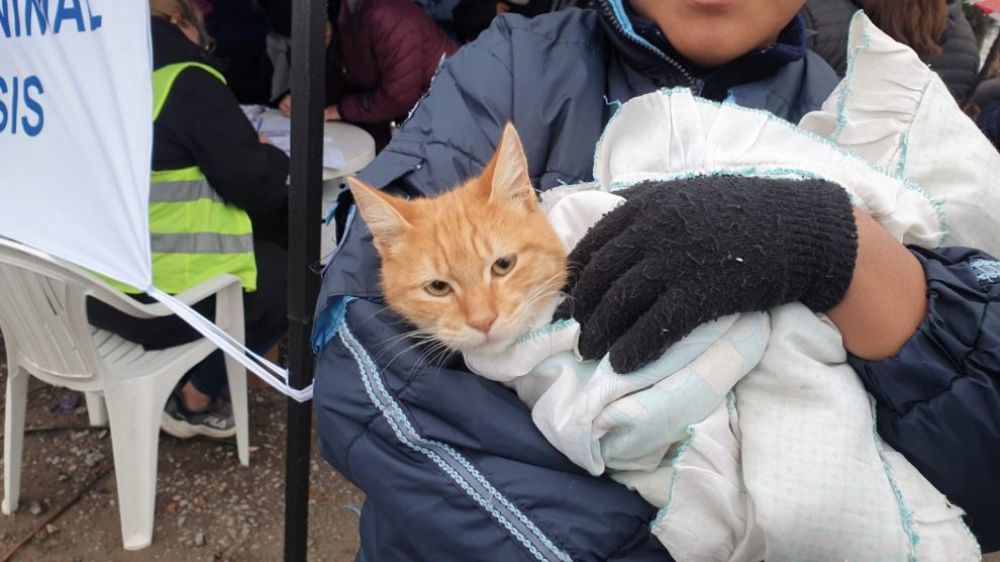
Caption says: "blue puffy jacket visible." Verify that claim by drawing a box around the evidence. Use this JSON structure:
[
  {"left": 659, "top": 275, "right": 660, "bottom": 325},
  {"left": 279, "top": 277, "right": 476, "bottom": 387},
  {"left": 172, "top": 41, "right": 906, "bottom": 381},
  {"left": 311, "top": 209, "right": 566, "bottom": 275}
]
[
  {"left": 850, "top": 247, "right": 1000, "bottom": 552},
  {"left": 313, "top": 3, "right": 999, "bottom": 559}
]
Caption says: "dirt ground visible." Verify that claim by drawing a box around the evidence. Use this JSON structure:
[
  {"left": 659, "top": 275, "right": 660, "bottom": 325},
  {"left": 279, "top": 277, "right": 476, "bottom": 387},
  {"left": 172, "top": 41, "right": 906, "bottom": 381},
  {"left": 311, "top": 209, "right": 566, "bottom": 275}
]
[{"left": 0, "top": 335, "right": 363, "bottom": 562}]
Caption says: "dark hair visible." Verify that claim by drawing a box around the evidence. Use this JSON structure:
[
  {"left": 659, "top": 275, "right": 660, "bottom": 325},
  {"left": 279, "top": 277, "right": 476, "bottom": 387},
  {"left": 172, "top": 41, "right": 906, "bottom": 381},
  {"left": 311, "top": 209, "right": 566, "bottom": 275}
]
[
  {"left": 865, "top": 0, "right": 948, "bottom": 59},
  {"left": 150, "top": 0, "right": 214, "bottom": 51}
]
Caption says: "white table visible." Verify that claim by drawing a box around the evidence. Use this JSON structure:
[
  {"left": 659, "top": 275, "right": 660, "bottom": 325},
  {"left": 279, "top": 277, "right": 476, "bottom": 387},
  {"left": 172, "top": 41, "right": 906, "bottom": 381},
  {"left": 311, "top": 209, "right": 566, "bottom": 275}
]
[
  {"left": 317, "top": 121, "right": 375, "bottom": 260},
  {"left": 321, "top": 120, "right": 376, "bottom": 179},
  {"left": 244, "top": 106, "right": 376, "bottom": 259}
]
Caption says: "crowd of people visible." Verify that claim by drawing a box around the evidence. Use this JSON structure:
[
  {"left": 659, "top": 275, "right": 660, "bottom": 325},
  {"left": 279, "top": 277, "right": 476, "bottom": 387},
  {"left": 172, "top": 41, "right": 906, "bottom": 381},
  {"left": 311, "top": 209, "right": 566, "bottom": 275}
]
[
  {"left": 186, "top": 0, "right": 1000, "bottom": 146},
  {"left": 86, "top": 0, "right": 1000, "bottom": 557}
]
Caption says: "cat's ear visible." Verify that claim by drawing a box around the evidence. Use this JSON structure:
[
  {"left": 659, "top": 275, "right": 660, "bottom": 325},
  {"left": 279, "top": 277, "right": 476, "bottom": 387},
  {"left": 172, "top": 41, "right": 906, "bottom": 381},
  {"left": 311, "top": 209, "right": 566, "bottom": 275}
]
[
  {"left": 486, "top": 123, "right": 537, "bottom": 210},
  {"left": 348, "top": 177, "right": 411, "bottom": 252}
]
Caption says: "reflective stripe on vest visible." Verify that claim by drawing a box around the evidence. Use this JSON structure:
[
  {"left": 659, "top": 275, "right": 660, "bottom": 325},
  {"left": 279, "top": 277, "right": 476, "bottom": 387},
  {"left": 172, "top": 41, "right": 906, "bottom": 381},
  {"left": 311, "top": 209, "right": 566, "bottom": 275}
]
[{"left": 104, "top": 63, "right": 257, "bottom": 294}]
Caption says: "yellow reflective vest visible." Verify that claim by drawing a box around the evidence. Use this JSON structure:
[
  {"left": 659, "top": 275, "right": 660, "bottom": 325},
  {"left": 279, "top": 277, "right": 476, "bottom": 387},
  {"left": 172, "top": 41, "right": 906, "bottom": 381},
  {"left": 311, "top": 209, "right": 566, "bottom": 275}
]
[{"left": 109, "top": 62, "right": 257, "bottom": 294}]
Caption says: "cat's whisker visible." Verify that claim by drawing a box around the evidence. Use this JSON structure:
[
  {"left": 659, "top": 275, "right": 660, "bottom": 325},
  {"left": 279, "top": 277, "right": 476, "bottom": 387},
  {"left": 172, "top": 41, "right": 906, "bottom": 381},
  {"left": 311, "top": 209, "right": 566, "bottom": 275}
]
[
  {"left": 376, "top": 327, "right": 435, "bottom": 348},
  {"left": 509, "top": 273, "right": 567, "bottom": 321},
  {"left": 380, "top": 329, "right": 458, "bottom": 371},
  {"left": 373, "top": 340, "right": 437, "bottom": 367},
  {"left": 380, "top": 337, "right": 439, "bottom": 370},
  {"left": 371, "top": 328, "right": 434, "bottom": 350},
  {"left": 414, "top": 340, "right": 457, "bottom": 374},
  {"left": 401, "top": 338, "right": 455, "bottom": 374},
  {"left": 360, "top": 304, "right": 401, "bottom": 325},
  {"left": 371, "top": 329, "right": 438, "bottom": 362}
]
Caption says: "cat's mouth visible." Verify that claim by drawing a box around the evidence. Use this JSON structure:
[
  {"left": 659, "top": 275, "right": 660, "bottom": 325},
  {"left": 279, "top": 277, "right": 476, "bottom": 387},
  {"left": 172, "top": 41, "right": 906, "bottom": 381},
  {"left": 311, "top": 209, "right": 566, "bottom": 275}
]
[
  {"left": 442, "top": 329, "right": 521, "bottom": 357},
  {"left": 469, "top": 335, "right": 518, "bottom": 357}
]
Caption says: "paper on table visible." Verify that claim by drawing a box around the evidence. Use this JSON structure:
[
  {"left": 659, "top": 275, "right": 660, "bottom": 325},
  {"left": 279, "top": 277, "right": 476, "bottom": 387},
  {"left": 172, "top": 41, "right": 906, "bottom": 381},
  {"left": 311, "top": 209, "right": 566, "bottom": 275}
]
[
  {"left": 258, "top": 113, "right": 291, "bottom": 137},
  {"left": 259, "top": 133, "right": 346, "bottom": 170},
  {"left": 322, "top": 139, "right": 347, "bottom": 170},
  {"left": 240, "top": 106, "right": 346, "bottom": 170}
]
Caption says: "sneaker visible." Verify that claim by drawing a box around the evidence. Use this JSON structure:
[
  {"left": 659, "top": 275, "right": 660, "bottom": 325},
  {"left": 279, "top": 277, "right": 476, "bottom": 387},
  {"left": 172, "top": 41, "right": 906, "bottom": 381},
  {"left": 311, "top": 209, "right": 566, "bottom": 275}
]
[{"left": 161, "top": 393, "right": 236, "bottom": 440}]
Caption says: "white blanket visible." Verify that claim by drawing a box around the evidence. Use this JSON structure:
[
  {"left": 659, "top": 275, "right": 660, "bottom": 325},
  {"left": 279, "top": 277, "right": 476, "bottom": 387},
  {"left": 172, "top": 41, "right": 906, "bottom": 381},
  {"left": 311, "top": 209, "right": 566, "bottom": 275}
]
[{"left": 466, "top": 15, "right": 999, "bottom": 561}]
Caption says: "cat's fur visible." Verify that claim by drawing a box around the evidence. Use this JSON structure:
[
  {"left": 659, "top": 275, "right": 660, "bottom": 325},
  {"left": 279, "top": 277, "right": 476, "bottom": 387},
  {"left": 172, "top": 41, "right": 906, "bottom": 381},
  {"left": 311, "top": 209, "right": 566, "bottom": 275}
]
[{"left": 348, "top": 124, "right": 567, "bottom": 355}]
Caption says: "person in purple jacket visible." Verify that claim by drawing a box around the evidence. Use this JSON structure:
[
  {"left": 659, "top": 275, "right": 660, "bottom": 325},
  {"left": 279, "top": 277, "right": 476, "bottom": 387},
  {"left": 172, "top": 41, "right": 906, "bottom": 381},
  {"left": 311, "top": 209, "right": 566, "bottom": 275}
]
[{"left": 278, "top": 0, "right": 458, "bottom": 150}]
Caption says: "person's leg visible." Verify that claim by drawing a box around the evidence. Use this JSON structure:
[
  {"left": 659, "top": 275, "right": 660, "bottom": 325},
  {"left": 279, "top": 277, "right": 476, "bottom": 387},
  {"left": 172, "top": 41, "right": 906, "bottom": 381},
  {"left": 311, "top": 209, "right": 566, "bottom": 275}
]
[
  {"left": 180, "top": 352, "right": 226, "bottom": 411},
  {"left": 242, "top": 240, "right": 289, "bottom": 354},
  {"left": 90, "top": 242, "right": 288, "bottom": 432},
  {"left": 179, "top": 240, "right": 289, "bottom": 409},
  {"left": 86, "top": 294, "right": 212, "bottom": 349}
]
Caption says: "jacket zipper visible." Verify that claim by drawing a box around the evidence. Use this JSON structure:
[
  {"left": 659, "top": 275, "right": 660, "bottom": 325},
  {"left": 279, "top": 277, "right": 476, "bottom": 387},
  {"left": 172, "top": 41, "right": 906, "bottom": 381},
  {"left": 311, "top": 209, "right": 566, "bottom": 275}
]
[{"left": 598, "top": 1, "right": 697, "bottom": 86}]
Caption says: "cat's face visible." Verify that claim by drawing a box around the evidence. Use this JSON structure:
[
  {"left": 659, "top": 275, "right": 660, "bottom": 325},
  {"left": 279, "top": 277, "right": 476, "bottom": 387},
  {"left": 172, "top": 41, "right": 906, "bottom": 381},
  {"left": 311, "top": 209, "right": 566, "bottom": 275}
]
[{"left": 349, "top": 124, "right": 567, "bottom": 355}]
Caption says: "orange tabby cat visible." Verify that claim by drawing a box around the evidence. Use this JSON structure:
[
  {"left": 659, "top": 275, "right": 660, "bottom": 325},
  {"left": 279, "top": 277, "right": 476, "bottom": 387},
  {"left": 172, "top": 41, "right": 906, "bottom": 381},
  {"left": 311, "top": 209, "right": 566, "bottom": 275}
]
[{"left": 348, "top": 123, "right": 567, "bottom": 355}]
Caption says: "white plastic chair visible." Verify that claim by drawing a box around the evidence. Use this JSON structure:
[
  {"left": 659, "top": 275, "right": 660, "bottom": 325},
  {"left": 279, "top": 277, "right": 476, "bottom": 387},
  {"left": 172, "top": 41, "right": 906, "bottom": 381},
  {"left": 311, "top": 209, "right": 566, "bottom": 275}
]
[{"left": 0, "top": 237, "right": 249, "bottom": 550}]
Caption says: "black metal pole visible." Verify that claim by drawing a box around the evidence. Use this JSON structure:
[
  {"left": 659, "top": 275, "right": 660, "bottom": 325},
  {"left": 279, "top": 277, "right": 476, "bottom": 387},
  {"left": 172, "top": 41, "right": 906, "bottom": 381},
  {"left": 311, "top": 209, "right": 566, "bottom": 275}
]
[{"left": 285, "top": 0, "right": 326, "bottom": 561}]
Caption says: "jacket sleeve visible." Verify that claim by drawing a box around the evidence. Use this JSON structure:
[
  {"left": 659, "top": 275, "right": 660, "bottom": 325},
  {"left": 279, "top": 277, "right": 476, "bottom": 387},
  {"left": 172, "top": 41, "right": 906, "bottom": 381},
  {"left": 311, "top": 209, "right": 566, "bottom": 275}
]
[
  {"left": 315, "top": 17, "right": 671, "bottom": 561},
  {"left": 351, "top": 16, "right": 516, "bottom": 193},
  {"left": 314, "top": 297, "right": 672, "bottom": 562},
  {"left": 977, "top": 100, "right": 1000, "bottom": 149},
  {"left": 929, "top": 3, "right": 980, "bottom": 105},
  {"left": 338, "top": 9, "right": 442, "bottom": 124},
  {"left": 849, "top": 246, "right": 1000, "bottom": 553},
  {"left": 157, "top": 67, "right": 290, "bottom": 218}
]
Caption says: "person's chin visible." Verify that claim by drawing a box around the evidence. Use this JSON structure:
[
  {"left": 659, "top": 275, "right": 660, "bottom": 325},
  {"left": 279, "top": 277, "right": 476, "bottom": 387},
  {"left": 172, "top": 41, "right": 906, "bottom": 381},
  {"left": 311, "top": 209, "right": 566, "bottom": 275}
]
[{"left": 673, "top": 37, "right": 757, "bottom": 67}]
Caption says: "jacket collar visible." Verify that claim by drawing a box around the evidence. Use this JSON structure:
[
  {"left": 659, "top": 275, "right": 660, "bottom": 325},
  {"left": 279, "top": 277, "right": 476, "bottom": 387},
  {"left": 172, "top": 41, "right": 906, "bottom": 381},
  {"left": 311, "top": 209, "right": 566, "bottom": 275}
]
[{"left": 597, "top": 0, "right": 695, "bottom": 86}]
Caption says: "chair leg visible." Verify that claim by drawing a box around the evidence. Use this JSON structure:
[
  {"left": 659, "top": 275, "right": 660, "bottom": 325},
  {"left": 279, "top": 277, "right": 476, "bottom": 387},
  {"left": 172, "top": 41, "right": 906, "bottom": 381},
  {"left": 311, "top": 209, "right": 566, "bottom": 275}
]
[
  {"left": 103, "top": 380, "right": 169, "bottom": 550},
  {"left": 225, "top": 355, "right": 250, "bottom": 467},
  {"left": 216, "top": 282, "right": 250, "bottom": 467},
  {"left": 84, "top": 392, "right": 108, "bottom": 427},
  {"left": 2, "top": 367, "right": 29, "bottom": 515}
]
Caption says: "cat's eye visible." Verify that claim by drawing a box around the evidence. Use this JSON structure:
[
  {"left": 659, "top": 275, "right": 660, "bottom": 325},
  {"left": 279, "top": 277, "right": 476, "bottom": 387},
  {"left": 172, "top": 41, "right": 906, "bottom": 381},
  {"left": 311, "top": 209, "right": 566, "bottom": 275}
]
[
  {"left": 425, "top": 280, "right": 452, "bottom": 297},
  {"left": 492, "top": 255, "right": 517, "bottom": 276}
]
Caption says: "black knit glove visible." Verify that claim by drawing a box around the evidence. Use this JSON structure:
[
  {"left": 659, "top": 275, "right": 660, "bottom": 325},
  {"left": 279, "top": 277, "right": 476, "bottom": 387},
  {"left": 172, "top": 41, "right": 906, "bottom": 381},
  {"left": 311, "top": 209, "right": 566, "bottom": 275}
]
[{"left": 554, "top": 176, "right": 858, "bottom": 373}]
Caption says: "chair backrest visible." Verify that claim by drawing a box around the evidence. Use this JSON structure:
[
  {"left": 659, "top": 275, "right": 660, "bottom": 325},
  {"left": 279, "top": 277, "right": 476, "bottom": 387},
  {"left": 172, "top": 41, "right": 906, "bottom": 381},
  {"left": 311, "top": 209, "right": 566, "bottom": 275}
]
[{"left": 0, "top": 238, "right": 115, "bottom": 382}]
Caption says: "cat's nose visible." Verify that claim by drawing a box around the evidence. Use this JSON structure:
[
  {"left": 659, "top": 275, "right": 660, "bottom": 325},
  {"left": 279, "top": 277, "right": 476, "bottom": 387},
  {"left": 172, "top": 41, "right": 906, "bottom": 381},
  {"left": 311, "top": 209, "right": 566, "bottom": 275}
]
[{"left": 469, "top": 314, "right": 497, "bottom": 335}]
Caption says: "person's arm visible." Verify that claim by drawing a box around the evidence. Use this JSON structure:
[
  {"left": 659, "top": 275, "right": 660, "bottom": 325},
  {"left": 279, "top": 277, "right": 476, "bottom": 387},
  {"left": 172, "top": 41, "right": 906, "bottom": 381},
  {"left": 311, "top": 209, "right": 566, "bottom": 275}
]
[
  {"left": 338, "top": 11, "right": 445, "bottom": 124},
  {"left": 157, "top": 68, "right": 290, "bottom": 217},
  {"left": 347, "top": 20, "right": 516, "bottom": 196},
  {"left": 826, "top": 210, "right": 926, "bottom": 361},
  {"left": 556, "top": 177, "right": 929, "bottom": 373}
]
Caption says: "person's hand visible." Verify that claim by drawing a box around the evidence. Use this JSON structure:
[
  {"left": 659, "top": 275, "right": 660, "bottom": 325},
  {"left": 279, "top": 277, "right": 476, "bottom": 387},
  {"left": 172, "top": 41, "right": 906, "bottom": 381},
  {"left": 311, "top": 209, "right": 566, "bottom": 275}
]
[
  {"left": 279, "top": 94, "right": 292, "bottom": 117},
  {"left": 258, "top": 134, "right": 273, "bottom": 145},
  {"left": 554, "top": 176, "right": 858, "bottom": 373},
  {"left": 324, "top": 105, "right": 341, "bottom": 121}
]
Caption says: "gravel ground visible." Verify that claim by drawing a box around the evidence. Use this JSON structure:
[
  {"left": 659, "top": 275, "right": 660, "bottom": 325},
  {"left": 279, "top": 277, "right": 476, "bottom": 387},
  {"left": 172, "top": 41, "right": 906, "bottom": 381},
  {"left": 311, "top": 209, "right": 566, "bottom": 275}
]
[{"left": 0, "top": 335, "right": 363, "bottom": 562}]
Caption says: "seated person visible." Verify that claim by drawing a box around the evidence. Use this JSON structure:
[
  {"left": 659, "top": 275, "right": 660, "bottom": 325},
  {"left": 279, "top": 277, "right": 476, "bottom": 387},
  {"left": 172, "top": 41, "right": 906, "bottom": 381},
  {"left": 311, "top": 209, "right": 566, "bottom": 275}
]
[
  {"left": 314, "top": 0, "right": 1000, "bottom": 558},
  {"left": 278, "top": 0, "right": 458, "bottom": 151},
  {"left": 87, "top": 0, "right": 290, "bottom": 439}
]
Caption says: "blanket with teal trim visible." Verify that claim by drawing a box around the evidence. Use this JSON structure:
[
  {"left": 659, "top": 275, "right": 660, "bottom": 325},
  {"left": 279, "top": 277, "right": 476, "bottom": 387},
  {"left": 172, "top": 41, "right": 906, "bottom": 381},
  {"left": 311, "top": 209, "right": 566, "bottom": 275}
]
[{"left": 465, "top": 37, "right": 996, "bottom": 557}]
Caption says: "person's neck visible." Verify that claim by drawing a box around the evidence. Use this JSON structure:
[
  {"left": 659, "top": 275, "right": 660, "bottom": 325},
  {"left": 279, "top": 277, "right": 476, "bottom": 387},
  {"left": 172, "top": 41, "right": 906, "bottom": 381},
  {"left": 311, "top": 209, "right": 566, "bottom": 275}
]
[{"left": 618, "top": 2, "right": 807, "bottom": 100}]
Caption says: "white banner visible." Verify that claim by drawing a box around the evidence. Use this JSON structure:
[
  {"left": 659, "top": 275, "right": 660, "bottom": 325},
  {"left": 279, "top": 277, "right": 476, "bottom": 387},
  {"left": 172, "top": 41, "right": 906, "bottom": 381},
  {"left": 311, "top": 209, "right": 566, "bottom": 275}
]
[
  {"left": 0, "top": 0, "right": 153, "bottom": 291},
  {"left": 0, "top": 2, "right": 309, "bottom": 401}
]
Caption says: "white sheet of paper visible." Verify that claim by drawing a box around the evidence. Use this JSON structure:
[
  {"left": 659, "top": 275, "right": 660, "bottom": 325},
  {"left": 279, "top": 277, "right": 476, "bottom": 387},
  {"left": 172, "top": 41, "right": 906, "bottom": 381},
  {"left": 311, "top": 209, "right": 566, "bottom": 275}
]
[{"left": 241, "top": 106, "right": 346, "bottom": 170}]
